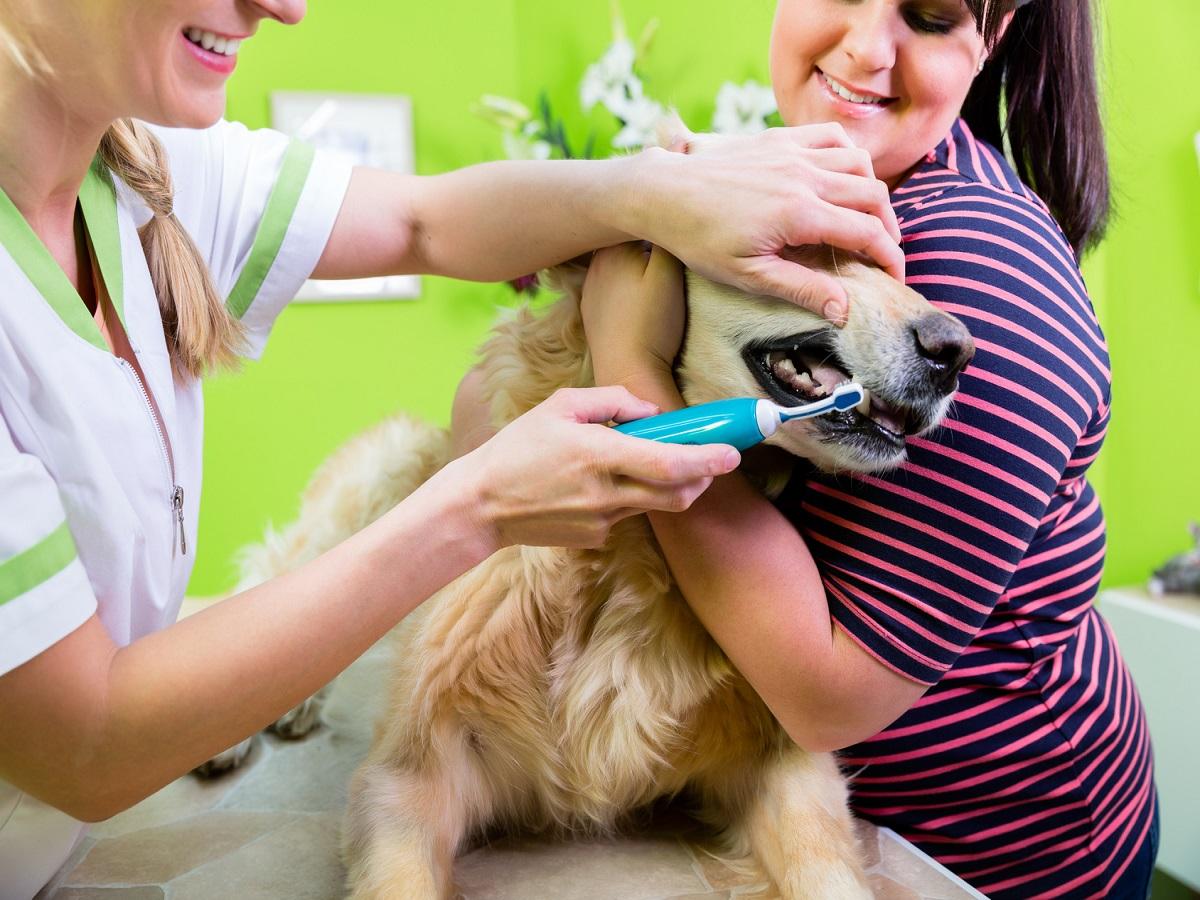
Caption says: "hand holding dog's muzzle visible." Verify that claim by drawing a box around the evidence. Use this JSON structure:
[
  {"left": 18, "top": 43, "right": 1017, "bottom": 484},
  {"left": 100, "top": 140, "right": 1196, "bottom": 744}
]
[{"left": 634, "top": 119, "right": 904, "bottom": 325}]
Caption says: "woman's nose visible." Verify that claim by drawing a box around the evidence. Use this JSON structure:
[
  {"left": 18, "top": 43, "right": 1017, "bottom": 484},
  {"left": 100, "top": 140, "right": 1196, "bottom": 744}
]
[
  {"left": 842, "top": 2, "right": 897, "bottom": 72},
  {"left": 250, "top": 0, "right": 306, "bottom": 26}
]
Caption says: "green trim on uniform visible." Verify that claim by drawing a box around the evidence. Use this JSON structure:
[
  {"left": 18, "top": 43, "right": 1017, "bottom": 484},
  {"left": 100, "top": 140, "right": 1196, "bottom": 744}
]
[
  {"left": 0, "top": 159, "right": 125, "bottom": 352},
  {"left": 0, "top": 521, "right": 78, "bottom": 607},
  {"left": 79, "top": 158, "right": 126, "bottom": 325},
  {"left": 226, "top": 140, "right": 316, "bottom": 320}
]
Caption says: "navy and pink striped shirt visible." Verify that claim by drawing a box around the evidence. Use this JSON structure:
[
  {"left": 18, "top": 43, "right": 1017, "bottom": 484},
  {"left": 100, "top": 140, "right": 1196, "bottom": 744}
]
[{"left": 779, "top": 118, "right": 1154, "bottom": 898}]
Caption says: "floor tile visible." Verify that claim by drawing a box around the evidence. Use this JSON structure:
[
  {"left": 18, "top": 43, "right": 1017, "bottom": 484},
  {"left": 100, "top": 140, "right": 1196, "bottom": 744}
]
[
  {"left": 51, "top": 889, "right": 164, "bottom": 900},
  {"left": 456, "top": 834, "right": 707, "bottom": 900},
  {"left": 168, "top": 813, "right": 344, "bottom": 900},
  {"left": 63, "top": 810, "right": 288, "bottom": 887},
  {"left": 218, "top": 729, "right": 368, "bottom": 814}
]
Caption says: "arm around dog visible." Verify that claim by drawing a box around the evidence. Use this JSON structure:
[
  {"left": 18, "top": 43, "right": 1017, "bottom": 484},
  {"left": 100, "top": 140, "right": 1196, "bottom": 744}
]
[
  {"left": 310, "top": 123, "right": 906, "bottom": 319},
  {"left": 647, "top": 474, "right": 929, "bottom": 752},
  {"left": 580, "top": 243, "right": 927, "bottom": 753}
]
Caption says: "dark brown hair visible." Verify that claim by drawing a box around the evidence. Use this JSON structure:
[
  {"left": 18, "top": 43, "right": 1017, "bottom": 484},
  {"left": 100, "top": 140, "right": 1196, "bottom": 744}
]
[{"left": 962, "top": 0, "right": 1110, "bottom": 255}]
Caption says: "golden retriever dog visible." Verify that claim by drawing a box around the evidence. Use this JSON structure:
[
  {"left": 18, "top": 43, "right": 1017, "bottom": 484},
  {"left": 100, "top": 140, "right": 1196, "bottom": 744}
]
[{"left": 224, "top": 234, "right": 973, "bottom": 898}]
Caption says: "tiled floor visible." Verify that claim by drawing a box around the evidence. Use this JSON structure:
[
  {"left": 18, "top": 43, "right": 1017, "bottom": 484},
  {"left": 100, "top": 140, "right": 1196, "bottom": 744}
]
[{"left": 41, "top": 628, "right": 985, "bottom": 900}]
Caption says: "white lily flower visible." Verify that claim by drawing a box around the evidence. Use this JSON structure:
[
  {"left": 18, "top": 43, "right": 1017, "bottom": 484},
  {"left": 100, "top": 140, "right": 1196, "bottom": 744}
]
[
  {"left": 502, "top": 132, "right": 552, "bottom": 161},
  {"left": 712, "top": 80, "right": 778, "bottom": 135},
  {"left": 474, "top": 94, "right": 533, "bottom": 132},
  {"left": 612, "top": 92, "right": 666, "bottom": 149},
  {"left": 503, "top": 121, "right": 553, "bottom": 160},
  {"left": 581, "top": 37, "right": 637, "bottom": 113},
  {"left": 602, "top": 73, "right": 654, "bottom": 125}
]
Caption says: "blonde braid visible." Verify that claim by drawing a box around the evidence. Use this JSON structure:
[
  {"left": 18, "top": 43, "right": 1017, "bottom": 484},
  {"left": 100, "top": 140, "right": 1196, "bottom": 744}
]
[{"left": 98, "top": 119, "right": 244, "bottom": 378}]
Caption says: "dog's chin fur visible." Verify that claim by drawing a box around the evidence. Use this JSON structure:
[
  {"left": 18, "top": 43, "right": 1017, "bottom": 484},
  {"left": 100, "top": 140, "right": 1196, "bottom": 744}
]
[{"left": 228, "top": 190, "right": 968, "bottom": 898}]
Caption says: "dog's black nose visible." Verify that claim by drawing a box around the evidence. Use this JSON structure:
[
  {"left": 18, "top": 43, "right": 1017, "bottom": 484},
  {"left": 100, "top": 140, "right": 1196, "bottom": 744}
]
[{"left": 911, "top": 314, "right": 975, "bottom": 393}]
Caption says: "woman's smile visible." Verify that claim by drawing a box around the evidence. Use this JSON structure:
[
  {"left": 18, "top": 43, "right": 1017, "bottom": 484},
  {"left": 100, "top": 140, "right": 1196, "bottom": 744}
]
[
  {"left": 771, "top": 0, "right": 988, "bottom": 183},
  {"left": 814, "top": 67, "right": 898, "bottom": 119},
  {"left": 180, "top": 26, "right": 247, "bottom": 76}
]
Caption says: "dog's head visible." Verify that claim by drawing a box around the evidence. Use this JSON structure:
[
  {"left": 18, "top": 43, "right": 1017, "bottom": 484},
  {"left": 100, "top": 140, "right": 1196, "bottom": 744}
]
[
  {"left": 644, "top": 116, "right": 973, "bottom": 472},
  {"left": 532, "top": 245, "right": 973, "bottom": 474},
  {"left": 492, "top": 118, "right": 974, "bottom": 475},
  {"left": 677, "top": 245, "right": 972, "bottom": 472}
]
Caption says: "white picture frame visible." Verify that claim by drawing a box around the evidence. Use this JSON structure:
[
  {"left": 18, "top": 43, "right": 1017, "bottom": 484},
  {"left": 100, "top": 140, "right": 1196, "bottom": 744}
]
[{"left": 271, "top": 90, "right": 420, "bottom": 302}]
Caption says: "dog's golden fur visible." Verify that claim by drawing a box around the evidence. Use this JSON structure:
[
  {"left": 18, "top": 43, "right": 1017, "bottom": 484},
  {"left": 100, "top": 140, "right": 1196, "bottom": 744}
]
[{"left": 233, "top": 249, "right": 971, "bottom": 898}]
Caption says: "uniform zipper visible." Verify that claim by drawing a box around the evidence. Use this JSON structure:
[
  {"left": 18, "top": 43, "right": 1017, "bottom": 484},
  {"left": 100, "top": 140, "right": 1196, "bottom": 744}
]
[{"left": 116, "top": 357, "right": 186, "bottom": 556}]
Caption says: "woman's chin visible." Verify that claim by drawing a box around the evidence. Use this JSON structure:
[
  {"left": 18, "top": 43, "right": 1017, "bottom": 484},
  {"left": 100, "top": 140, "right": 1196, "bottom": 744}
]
[{"left": 150, "top": 94, "right": 227, "bottom": 131}]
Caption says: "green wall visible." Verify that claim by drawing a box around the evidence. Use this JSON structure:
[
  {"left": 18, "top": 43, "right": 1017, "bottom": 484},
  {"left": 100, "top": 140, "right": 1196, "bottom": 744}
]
[
  {"left": 194, "top": 1, "right": 777, "bottom": 594},
  {"left": 197, "top": 4, "right": 519, "bottom": 594},
  {"left": 191, "top": 1, "right": 1200, "bottom": 595},
  {"left": 1095, "top": 1, "right": 1200, "bottom": 585}
]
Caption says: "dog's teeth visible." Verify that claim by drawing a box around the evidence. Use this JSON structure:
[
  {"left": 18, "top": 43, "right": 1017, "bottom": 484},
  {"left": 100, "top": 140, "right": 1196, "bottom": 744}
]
[
  {"left": 855, "top": 388, "right": 871, "bottom": 415},
  {"left": 772, "top": 356, "right": 799, "bottom": 379}
]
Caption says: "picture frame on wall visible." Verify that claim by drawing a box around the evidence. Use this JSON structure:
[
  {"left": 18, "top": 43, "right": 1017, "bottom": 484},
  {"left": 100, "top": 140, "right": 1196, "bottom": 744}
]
[{"left": 270, "top": 91, "right": 420, "bottom": 302}]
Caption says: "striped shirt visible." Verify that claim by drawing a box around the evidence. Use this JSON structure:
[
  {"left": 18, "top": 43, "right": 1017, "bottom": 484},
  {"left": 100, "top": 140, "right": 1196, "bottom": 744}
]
[{"left": 778, "top": 118, "right": 1155, "bottom": 898}]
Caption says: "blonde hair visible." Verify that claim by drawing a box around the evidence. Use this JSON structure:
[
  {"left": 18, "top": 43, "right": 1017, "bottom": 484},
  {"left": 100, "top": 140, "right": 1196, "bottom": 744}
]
[
  {"left": 2, "top": 10, "right": 244, "bottom": 379},
  {"left": 98, "top": 121, "right": 245, "bottom": 378}
]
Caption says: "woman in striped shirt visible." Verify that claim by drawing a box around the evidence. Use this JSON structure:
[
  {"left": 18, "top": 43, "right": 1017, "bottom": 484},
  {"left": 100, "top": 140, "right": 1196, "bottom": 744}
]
[{"left": 581, "top": 0, "right": 1156, "bottom": 897}]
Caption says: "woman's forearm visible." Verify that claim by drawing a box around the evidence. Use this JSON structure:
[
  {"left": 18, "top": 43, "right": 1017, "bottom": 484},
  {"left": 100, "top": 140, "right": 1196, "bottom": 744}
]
[
  {"left": 58, "top": 468, "right": 491, "bottom": 821},
  {"left": 648, "top": 477, "right": 847, "bottom": 749},
  {"left": 317, "top": 124, "right": 907, "bottom": 314},
  {"left": 408, "top": 155, "right": 647, "bottom": 282}
]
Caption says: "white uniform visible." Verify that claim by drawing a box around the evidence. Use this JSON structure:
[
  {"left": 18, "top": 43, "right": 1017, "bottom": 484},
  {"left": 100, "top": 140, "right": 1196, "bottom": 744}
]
[{"left": 0, "top": 120, "right": 352, "bottom": 899}]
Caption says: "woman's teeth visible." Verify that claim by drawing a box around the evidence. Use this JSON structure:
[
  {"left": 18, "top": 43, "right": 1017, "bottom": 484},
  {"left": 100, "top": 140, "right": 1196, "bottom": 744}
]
[
  {"left": 185, "top": 28, "right": 241, "bottom": 56},
  {"left": 821, "top": 72, "right": 888, "bottom": 106}
]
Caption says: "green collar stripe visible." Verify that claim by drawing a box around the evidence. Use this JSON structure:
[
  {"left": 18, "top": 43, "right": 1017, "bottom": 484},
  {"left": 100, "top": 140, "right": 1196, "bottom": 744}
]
[
  {"left": 226, "top": 139, "right": 316, "bottom": 320},
  {"left": 0, "top": 521, "right": 78, "bottom": 607},
  {"left": 79, "top": 158, "right": 125, "bottom": 323},
  {"left": 0, "top": 159, "right": 124, "bottom": 351}
]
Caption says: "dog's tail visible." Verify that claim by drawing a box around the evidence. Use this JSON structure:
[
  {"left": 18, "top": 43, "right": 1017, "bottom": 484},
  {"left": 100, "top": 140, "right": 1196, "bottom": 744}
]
[{"left": 233, "top": 414, "right": 453, "bottom": 591}]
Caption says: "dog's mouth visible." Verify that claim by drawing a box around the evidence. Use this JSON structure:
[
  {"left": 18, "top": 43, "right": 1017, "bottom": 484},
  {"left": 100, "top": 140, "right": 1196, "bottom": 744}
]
[{"left": 742, "top": 332, "right": 920, "bottom": 452}]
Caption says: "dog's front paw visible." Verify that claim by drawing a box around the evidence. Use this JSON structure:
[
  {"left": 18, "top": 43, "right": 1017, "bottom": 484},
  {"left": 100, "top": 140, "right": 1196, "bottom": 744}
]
[
  {"left": 193, "top": 736, "right": 255, "bottom": 778},
  {"left": 269, "top": 689, "right": 327, "bottom": 740}
]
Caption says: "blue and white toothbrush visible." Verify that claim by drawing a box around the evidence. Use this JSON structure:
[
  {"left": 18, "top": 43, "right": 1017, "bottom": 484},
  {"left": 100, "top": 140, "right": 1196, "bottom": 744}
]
[{"left": 613, "top": 382, "right": 868, "bottom": 451}]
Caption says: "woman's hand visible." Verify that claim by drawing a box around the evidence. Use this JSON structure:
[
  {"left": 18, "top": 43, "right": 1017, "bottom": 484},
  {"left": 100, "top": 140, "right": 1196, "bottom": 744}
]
[
  {"left": 627, "top": 122, "right": 904, "bottom": 324},
  {"left": 581, "top": 242, "right": 686, "bottom": 392},
  {"left": 444, "top": 386, "right": 739, "bottom": 552}
]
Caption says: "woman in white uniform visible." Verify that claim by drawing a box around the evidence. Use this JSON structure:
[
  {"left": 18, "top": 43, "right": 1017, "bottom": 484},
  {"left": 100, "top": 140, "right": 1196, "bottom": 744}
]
[{"left": 0, "top": 1, "right": 906, "bottom": 896}]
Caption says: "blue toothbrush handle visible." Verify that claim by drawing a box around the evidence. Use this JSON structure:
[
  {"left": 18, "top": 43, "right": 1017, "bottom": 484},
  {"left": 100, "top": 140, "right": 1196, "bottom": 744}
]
[{"left": 613, "top": 398, "right": 766, "bottom": 451}]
